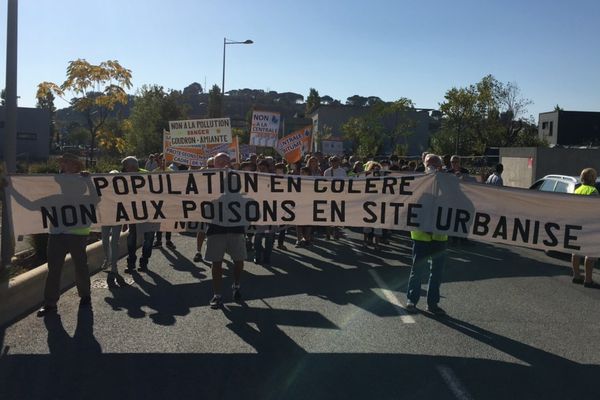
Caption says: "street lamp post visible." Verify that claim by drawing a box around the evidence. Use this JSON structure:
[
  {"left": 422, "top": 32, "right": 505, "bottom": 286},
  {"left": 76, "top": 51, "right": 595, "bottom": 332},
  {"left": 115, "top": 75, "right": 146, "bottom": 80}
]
[
  {"left": 1, "top": 0, "right": 18, "bottom": 272},
  {"left": 221, "top": 38, "right": 253, "bottom": 116}
]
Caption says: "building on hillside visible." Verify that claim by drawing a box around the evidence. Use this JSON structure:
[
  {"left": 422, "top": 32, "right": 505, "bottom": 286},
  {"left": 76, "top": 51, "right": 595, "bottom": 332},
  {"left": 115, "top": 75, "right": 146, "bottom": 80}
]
[
  {"left": 309, "top": 104, "right": 438, "bottom": 156},
  {"left": 0, "top": 107, "right": 51, "bottom": 161},
  {"left": 321, "top": 137, "right": 345, "bottom": 156},
  {"left": 538, "top": 110, "right": 600, "bottom": 146}
]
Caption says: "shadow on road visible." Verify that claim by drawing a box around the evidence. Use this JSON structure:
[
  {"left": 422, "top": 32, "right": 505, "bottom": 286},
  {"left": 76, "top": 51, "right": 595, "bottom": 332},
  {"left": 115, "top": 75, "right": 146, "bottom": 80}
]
[
  {"left": 1, "top": 311, "right": 597, "bottom": 400},
  {"left": 0, "top": 230, "right": 593, "bottom": 399}
]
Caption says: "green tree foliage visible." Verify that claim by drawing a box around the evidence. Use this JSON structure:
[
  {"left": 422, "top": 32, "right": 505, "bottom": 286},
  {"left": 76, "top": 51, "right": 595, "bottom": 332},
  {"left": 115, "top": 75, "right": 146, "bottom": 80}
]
[
  {"left": 342, "top": 113, "right": 385, "bottom": 157},
  {"left": 346, "top": 95, "right": 368, "bottom": 107},
  {"left": 384, "top": 98, "right": 416, "bottom": 156},
  {"left": 306, "top": 88, "right": 321, "bottom": 114},
  {"left": 36, "top": 90, "right": 57, "bottom": 148},
  {"left": 341, "top": 97, "right": 418, "bottom": 157},
  {"left": 37, "top": 59, "right": 132, "bottom": 164},
  {"left": 182, "top": 82, "right": 204, "bottom": 116},
  {"left": 208, "top": 84, "right": 222, "bottom": 118},
  {"left": 124, "top": 85, "right": 187, "bottom": 156},
  {"left": 432, "top": 75, "right": 542, "bottom": 156}
]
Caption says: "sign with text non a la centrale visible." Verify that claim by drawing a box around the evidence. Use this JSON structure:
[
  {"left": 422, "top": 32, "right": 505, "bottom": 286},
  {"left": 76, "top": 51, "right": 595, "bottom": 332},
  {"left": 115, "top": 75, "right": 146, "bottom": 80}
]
[
  {"left": 168, "top": 118, "right": 232, "bottom": 146},
  {"left": 249, "top": 111, "right": 281, "bottom": 148}
]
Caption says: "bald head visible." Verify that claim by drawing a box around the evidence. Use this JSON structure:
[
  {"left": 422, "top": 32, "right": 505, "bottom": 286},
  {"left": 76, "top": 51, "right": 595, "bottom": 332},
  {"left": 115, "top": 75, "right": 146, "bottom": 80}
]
[
  {"left": 214, "top": 153, "right": 231, "bottom": 169},
  {"left": 424, "top": 153, "right": 443, "bottom": 171}
]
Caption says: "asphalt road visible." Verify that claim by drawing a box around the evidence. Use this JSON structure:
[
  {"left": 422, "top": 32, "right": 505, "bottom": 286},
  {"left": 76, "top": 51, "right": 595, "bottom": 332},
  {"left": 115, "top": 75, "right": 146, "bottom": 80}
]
[{"left": 1, "top": 228, "right": 599, "bottom": 400}]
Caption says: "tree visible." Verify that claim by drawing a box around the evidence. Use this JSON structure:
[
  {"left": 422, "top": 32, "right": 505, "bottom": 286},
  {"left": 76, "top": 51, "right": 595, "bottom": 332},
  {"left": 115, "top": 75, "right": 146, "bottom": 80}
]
[
  {"left": 554, "top": 104, "right": 563, "bottom": 112},
  {"left": 36, "top": 90, "right": 57, "bottom": 149},
  {"left": 182, "top": 82, "right": 204, "bottom": 117},
  {"left": 124, "top": 85, "right": 187, "bottom": 156},
  {"left": 367, "top": 96, "right": 384, "bottom": 106},
  {"left": 306, "top": 88, "right": 320, "bottom": 114},
  {"left": 346, "top": 95, "right": 368, "bottom": 107},
  {"left": 384, "top": 98, "right": 416, "bottom": 156},
  {"left": 37, "top": 59, "right": 132, "bottom": 165},
  {"left": 433, "top": 75, "right": 540, "bottom": 155},
  {"left": 183, "top": 82, "right": 203, "bottom": 96},
  {"left": 320, "top": 95, "right": 334, "bottom": 105},
  {"left": 342, "top": 113, "right": 385, "bottom": 157},
  {"left": 207, "top": 84, "right": 222, "bottom": 118}
]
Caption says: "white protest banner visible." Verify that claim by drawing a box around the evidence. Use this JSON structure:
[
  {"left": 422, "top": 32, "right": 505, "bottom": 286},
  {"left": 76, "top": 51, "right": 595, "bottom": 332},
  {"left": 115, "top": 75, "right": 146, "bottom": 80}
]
[
  {"left": 249, "top": 111, "right": 280, "bottom": 147},
  {"left": 168, "top": 118, "right": 232, "bottom": 146},
  {"left": 6, "top": 172, "right": 600, "bottom": 255}
]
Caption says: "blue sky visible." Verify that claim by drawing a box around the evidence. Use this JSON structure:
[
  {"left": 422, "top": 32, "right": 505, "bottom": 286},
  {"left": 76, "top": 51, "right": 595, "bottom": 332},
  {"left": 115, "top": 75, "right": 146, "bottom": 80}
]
[{"left": 1, "top": 0, "right": 599, "bottom": 120}]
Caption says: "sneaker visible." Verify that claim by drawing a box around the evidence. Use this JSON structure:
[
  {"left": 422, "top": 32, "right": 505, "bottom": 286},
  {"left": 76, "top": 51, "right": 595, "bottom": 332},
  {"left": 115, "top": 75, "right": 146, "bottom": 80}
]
[
  {"left": 37, "top": 304, "right": 57, "bottom": 317},
  {"left": 152, "top": 241, "right": 162, "bottom": 248},
  {"left": 106, "top": 271, "right": 118, "bottom": 288},
  {"left": 572, "top": 276, "right": 584, "bottom": 284},
  {"left": 124, "top": 265, "right": 136, "bottom": 274},
  {"left": 115, "top": 274, "right": 128, "bottom": 287},
  {"left": 405, "top": 301, "right": 418, "bottom": 314},
  {"left": 138, "top": 264, "right": 148, "bottom": 272},
  {"left": 277, "top": 244, "right": 288, "bottom": 250},
  {"left": 426, "top": 304, "right": 447, "bottom": 316},
  {"left": 166, "top": 241, "right": 176, "bottom": 250},
  {"left": 79, "top": 296, "right": 92, "bottom": 308},
  {"left": 193, "top": 252, "right": 203, "bottom": 262},
  {"left": 232, "top": 286, "right": 242, "bottom": 303},
  {"left": 584, "top": 281, "right": 600, "bottom": 289},
  {"left": 209, "top": 295, "right": 222, "bottom": 309}
]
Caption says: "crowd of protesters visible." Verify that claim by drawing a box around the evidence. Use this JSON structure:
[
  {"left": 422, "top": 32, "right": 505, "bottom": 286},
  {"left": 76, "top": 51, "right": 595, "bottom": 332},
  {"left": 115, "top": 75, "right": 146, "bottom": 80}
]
[{"left": 47, "top": 147, "right": 595, "bottom": 319}]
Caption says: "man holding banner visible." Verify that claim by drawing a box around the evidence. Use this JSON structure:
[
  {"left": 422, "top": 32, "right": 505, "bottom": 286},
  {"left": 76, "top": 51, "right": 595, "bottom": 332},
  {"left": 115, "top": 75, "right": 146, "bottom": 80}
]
[
  {"left": 37, "top": 153, "right": 92, "bottom": 316},
  {"left": 406, "top": 154, "right": 449, "bottom": 316},
  {"left": 204, "top": 153, "right": 246, "bottom": 308}
]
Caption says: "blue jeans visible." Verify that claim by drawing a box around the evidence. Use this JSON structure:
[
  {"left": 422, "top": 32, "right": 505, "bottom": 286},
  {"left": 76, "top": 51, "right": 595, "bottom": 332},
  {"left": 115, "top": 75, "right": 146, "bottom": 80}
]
[
  {"left": 101, "top": 225, "right": 121, "bottom": 272},
  {"left": 127, "top": 224, "right": 155, "bottom": 268},
  {"left": 406, "top": 240, "right": 447, "bottom": 306},
  {"left": 254, "top": 232, "right": 274, "bottom": 264}
]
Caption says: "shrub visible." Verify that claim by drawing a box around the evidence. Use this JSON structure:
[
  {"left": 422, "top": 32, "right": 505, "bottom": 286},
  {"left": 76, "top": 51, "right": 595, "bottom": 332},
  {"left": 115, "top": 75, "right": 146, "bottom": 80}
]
[
  {"left": 28, "top": 160, "right": 59, "bottom": 174},
  {"left": 91, "top": 157, "right": 121, "bottom": 173},
  {"left": 27, "top": 234, "right": 49, "bottom": 264}
]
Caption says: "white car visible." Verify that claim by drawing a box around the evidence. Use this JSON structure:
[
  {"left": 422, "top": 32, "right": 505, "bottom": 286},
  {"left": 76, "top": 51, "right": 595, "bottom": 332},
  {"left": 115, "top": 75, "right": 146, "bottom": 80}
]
[{"left": 529, "top": 174, "right": 600, "bottom": 194}]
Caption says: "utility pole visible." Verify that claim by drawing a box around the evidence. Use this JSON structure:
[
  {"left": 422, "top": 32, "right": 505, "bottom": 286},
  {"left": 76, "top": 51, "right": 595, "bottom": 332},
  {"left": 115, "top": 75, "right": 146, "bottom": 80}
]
[{"left": 1, "top": 0, "right": 18, "bottom": 271}]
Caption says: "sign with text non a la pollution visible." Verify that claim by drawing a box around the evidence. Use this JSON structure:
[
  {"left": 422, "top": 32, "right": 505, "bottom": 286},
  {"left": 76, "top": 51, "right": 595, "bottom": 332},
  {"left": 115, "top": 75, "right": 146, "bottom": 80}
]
[{"left": 168, "top": 118, "right": 232, "bottom": 146}]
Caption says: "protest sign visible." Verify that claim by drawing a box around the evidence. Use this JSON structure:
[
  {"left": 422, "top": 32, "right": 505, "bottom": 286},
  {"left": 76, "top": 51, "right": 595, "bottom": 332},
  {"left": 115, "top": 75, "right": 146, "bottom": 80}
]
[
  {"left": 7, "top": 172, "right": 600, "bottom": 255},
  {"left": 276, "top": 126, "right": 312, "bottom": 164},
  {"left": 163, "top": 130, "right": 239, "bottom": 167},
  {"left": 168, "top": 118, "right": 232, "bottom": 145},
  {"left": 249, "top": 111, "right": 280, "bottom": 147}
]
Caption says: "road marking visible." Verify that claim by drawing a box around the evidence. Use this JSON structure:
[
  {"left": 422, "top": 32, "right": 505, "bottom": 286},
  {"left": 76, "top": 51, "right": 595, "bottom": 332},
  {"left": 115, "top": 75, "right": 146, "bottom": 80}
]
[
  {"left": 449, "top": 248, "right": 502, "bottom": 261},
  {"left": 436, "top": 365, "right": 473, "bottom": 400},
  {"left": 368, "top": 270, "right": 415, "bottom": 324}
]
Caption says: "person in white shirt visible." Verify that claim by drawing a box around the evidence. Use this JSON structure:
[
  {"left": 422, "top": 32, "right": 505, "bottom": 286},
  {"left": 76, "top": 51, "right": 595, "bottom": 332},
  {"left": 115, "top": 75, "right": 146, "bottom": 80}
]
[
  {"left": 323, "top": 156, "right": 347, "bottom": 178},
  {"left": 486, "top": 164, "right": 504, "bottom": 186},
  {"left": 323, "top": 156, "right": 346, "bottom": 239}
]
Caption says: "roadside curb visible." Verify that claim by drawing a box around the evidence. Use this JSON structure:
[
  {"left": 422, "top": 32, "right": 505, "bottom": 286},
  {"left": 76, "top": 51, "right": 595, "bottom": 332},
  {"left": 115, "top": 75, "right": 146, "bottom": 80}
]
[{"left": 0, "top": 233, "right": 129, "bottom": 327}]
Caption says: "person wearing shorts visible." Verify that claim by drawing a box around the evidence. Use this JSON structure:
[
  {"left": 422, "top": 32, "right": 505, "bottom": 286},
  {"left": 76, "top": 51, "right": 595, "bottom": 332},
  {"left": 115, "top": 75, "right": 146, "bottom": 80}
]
[{"left": 205, "top": 153, "right": 247, "bottom": 308}]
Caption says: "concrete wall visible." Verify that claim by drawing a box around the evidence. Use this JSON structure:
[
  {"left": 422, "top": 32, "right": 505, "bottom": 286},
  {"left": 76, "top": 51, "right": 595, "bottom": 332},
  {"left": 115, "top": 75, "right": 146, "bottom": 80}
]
[{"left": 500, "top": 147, "right": 600, "bottom": 188}]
